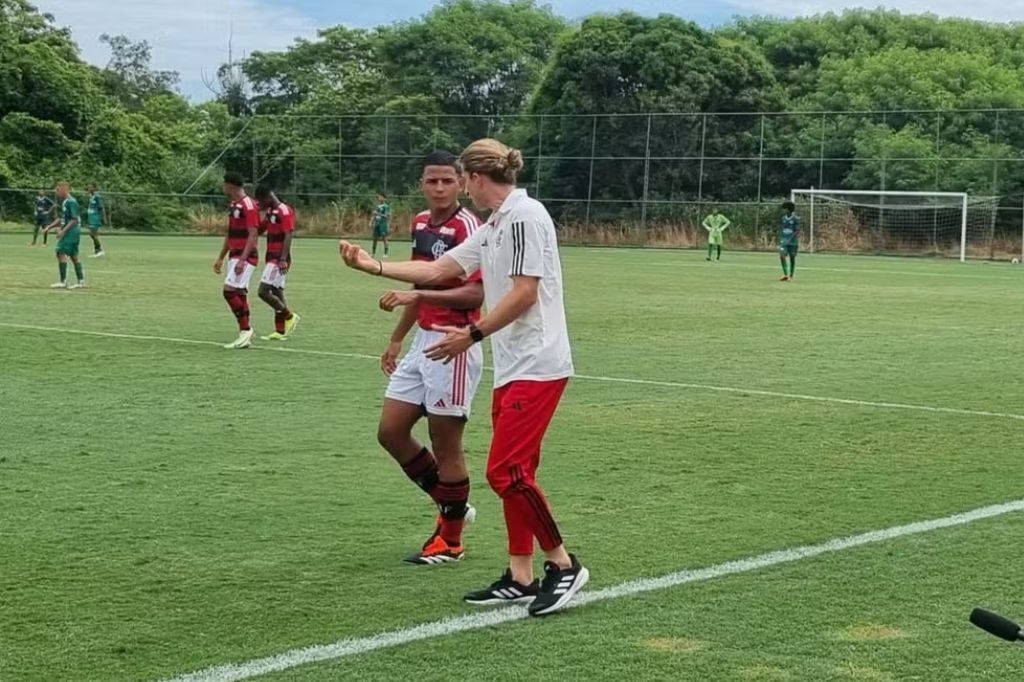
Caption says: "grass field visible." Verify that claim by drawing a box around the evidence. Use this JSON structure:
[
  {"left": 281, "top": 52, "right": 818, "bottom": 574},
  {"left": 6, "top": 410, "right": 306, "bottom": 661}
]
[{"left": 2, "top": 233, "right": 1024, "bottom": 681}]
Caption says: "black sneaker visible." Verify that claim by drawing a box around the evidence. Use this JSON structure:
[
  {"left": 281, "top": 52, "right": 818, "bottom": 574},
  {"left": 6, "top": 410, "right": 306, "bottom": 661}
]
[
  {"left": 464, "top": 569, "right": 539, "bottom": 606},
  {"left": 527, "top": 554, "right": 590, "bottom": 617}
]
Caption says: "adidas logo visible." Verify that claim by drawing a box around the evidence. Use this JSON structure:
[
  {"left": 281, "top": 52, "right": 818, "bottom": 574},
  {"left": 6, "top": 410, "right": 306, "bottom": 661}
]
[{"left": 434, "top": 399, "right": 447, "bottom": 409}]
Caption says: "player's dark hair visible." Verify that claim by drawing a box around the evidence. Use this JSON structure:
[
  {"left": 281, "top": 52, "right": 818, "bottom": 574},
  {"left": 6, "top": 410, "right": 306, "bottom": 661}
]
[
  {"left": 782, "top": 201, "right": 796, "bottom": 212},
  {"left": 254, "top": 184, "right": 273, "bottom": 201},
  {"left": 224, "top": 172, "right": 246, "bottom": 187},
  {"left": 423, "top": 150, "right": 461, "bottom": 172}
]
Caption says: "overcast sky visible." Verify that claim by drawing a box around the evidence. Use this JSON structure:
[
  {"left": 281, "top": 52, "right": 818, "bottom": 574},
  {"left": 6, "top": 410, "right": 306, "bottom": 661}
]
[{"left": 35, "top": 0, "right": 1024, "bottom": 101}]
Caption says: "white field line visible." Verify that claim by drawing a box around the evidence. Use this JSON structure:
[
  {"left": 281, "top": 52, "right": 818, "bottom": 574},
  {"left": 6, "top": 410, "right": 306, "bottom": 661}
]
[
  {"left": 160, "top": 497, "right": 1024, "bottom": 682},
  {"left": 3, "top": 322, "right": 1022, "bottom": 423}
]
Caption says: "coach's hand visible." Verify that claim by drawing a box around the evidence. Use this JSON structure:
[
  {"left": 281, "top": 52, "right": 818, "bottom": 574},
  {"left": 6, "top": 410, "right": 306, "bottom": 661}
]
[
  {"left": 379, "top": 290, "right": 419, "bottom": 312},
  {"left": 213, "top": 259, "right": 223, "bottom": 275},
  {"left": 381, "top": 341, "right": 401, "bottom": 375},
  {"left": 424, "top": 325, "right": 472, "bottom": 364},
  {"left": 339, "top": 241, "right": 379, "bottom": 274}
]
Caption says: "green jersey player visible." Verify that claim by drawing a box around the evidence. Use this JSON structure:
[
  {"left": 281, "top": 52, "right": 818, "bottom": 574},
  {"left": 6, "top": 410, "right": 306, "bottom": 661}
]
[
  {"left": 371, "top": 193, "right": 391, "bottom": 258},
  {"left": 702, "top": 210, "right": 731, "bottom": 261},
  {"left": 86, "top": 182, "right": 106, "bottom": 257},
  {"left": 779, "top": 201, "right": 800, "bottom": 281},
  {"left": 43, "top": 181, "right": 85, "bottom": 289}
]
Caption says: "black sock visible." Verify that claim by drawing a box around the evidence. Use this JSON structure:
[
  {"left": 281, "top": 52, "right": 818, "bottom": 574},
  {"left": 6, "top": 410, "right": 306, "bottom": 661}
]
[{"left": 400, "top": 447, "right": 439, "bottom": 494}]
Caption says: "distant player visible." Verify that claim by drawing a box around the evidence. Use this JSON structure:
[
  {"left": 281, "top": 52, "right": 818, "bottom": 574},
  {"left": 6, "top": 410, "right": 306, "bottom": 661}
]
[
  {"left": 31, "top": 189, "right": 55, "bottom": 246},
  {"left": 86, "top": 183, "right": 106, "bottom": 257},
  {"left": 254, "top": 185, "right": 300, "bottom": 342},
  {"left": 703, "top": 209, "right": 730, "bottom": 261},
  {"left": 44, "top": 182, "right": 85, "bottom": 289},
  {"left": 371, "top": 193, "right": 391, "bottom": 258},
  {"left": 214, "top": 173, "right": 260, "bottom": 349},
  {"left": 779, "top": 201, "right": 800, "bottom": 281},
  {"left": 376, "top": 151, "right": 484, "bottom": 565},
  {"left": 340, "top": 138, "right": 589, "bottom": 617}
]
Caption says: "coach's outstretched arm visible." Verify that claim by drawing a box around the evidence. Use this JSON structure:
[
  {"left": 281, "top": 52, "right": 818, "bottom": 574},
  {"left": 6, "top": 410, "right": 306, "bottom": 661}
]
[{"left": 339, "top": 240, "right": 465, "bottom": 286}]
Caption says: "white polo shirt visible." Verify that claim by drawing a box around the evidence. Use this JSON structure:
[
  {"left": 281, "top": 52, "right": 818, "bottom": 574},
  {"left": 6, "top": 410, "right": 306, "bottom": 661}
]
[{"left": 446, "top": 188, "right": 574, "bottom": 389}]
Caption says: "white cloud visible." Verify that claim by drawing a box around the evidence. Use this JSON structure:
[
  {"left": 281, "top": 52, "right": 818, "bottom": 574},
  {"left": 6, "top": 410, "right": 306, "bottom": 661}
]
[
  {"left": 34, "top": 0, "right": 318, "bottom": 99},
  {"left": 724, "top": 0, "right": 1024, "bottom": 22}
]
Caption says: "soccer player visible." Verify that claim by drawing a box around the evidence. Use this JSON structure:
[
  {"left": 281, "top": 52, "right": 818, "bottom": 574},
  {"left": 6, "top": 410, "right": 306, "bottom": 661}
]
[
  {"left": 214, "top": 172, "right": 260, "bottom": 349},
  {"left": 86, "top": 183, "right": 106, "bottom": 257},
  {"left": 376, "top": 151, "right": 484, "bottom": 565},
  {"left": 31, "top": 189, "right": 55, "bottom": 246},
  {"left": 779, "top": 201, "right": 800, "bottom": 281},
  {"left": 340, "top": 138, "right": 589, "bottom": 617},
  {"left": 703, "top": 209, "right": 730, "bottom": 261},
  {"left": 44, "top": 182, "right": 85, "bottom": 289},
  {"left": 254, "top": 185, "right": 300, "bottom": 342},
  {"left": 371, "top": 193, "right": 391, "bottom": 258}
]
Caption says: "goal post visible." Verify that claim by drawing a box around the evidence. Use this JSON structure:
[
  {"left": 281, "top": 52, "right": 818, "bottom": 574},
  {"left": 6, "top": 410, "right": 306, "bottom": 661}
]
[{"left": 789, "top": 188, "right": 996, "bottom": 262}]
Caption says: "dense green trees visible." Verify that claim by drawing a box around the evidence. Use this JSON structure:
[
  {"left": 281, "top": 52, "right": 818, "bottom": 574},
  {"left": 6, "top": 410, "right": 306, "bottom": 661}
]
[{"left": 3, "top": 0, "right": 1024, "bottom": 233}]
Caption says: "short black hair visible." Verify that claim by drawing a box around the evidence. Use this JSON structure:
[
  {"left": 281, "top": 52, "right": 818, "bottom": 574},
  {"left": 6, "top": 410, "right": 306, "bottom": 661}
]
[
  {"left": 423, "top": 150, "right": 460, "bottom": 171},
  {"left": 254, "top": 184, "right": 273, "bottom": 201},
  {"left": 224, "top": 172, "right": 246, "bottom": 187},
  {"left": 782, "top": 201, "right": 796, "bottom": 212}
]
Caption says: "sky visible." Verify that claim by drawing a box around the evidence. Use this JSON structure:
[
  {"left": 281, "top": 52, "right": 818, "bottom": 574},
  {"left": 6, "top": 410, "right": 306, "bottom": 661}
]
[{"left": 35, "top": 0, "right": 1024, "bottom": 101}]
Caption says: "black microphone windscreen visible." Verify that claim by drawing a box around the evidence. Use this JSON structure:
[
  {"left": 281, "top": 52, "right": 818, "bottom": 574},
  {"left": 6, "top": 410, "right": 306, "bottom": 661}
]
[{"left": 970, "top": 608, "right": 1022, "bottom": 642}]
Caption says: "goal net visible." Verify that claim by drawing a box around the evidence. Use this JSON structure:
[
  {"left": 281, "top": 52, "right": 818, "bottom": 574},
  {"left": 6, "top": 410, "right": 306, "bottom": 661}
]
[{"left": 790, "top": 189, "right": 1000, "bottom": 261}]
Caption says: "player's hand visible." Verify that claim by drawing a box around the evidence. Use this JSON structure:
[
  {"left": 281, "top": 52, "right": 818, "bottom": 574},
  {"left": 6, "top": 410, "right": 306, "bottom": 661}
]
[
  {"left": 424, "top": 325, "right": 473, "bottom": 365},
  {"left": 339, "top": 240, "right": 380, "bottom": 274},
  {"left": 379, "top": 290, "right": 419, "bottom": 312},
  {"left": 233, "top": 259, "right": 246, "bottom": 276},
  {"left": 213, "top": 259, "right": 223, "bottom": 274},
  {"left": 279, "top": 262, "right": 290, "bottom": 274},
  {"left": 381, "top": 341, "right": 401, "bottom": 376}
]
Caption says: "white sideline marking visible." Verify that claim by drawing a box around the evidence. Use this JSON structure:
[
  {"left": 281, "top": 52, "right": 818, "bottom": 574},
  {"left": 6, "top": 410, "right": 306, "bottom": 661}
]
[
  {"left": 161, "top": 497, "right": 1024, "bottom": 682},
  {"left": 3, "top": 322, "right": 1022, "bottom": 423}
]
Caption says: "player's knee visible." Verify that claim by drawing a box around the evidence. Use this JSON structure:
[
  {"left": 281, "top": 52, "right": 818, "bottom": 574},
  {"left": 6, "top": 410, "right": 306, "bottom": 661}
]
[
  {"left": 486, "top": 466, "right": 513, "bottom": 497},
  {"left": 377, "top": 421, "right": 407, "bottom": 454}
]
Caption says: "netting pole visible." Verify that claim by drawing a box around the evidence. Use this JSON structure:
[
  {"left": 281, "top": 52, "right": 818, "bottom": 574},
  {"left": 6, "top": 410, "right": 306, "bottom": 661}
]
[
  {"left": 383, "top": 116, "right": 390, "bottom": 195},
  {"left": 337, "top": 119, "right": 343, "bottom": 199},
  {"left": 640, "top": 113, "right": 653, "bottom": 235},
  {"left": 1020, "top": 194, "right": 1024, "bottom": 263},
  {"left": 989, "top": 111, "right": 1001, "bottom": 261},
  {"left": 584, "top": 116, "right": 597, "bottom": 230},
  {"left": 535, "top": 116, "right": 544, "bottom": 198},
  {"left": 818, "top": 113, "right": 826, "bottom": 188},
  {"left": 757, "top": 114, "right": 765, "bottom": 244},
  {"left": 251, "top": 138, "right": 257, "bottom": 185},
  {"left": 697, "top": 114, "right": 708, "bottom": 218},
  {"left": 960, "top": 194, "right": 968, "bottom": 263}
]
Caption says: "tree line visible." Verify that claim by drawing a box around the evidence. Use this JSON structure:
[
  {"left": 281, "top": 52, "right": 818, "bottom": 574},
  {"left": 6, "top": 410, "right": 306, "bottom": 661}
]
[{"left": 3, "top": 0, "right": 1024, "bottom": 235}]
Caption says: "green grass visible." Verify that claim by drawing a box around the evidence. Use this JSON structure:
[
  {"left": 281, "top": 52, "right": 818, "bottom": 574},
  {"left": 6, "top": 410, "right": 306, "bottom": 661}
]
[{"left": 1, "top": 234, "right": 1023, "bottom": 681}]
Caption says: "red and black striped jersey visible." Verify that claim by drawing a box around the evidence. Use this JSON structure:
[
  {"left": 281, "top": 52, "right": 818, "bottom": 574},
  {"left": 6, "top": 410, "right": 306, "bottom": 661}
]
[
  {"left": 410, "top": 207, "right": 483, "bottom": 330},
  {"left": 263, "top": 202, "right": 295, "bottom": 264},
  {"left": 228, "top": 195, "right": 260, "bottom": 265}
]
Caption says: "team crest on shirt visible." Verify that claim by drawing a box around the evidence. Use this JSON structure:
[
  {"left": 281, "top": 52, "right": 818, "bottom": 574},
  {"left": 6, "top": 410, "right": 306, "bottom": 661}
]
[
  {"left": 231, "top": 207, "right": 243, "bottom": 219},
  {"left": 431, "top": 240, "right": 448, "bottom": 258}
]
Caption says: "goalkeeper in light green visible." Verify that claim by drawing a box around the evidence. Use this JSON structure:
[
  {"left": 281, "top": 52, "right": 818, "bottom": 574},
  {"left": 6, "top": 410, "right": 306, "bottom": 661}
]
[{"left": 702, "top": 210, "right": 730, "bottom": 261}]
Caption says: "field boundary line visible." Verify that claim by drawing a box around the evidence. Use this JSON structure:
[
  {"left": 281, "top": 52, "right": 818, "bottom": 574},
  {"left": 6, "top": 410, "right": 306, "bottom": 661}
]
[
  {"left": 159, "top": 497, "right": 1024, "bottom": 681},
  {"left": 3, "top": 322, "right": 1022, "bottom": 422}
]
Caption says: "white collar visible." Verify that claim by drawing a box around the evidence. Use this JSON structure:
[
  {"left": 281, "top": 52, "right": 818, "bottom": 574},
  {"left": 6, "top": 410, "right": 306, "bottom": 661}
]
[{"left": 492, "top": 188, "right": 527, "bottom": 217}]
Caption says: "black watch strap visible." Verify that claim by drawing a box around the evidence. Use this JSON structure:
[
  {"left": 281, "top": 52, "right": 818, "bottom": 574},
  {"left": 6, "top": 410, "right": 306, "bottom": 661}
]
[{"left": 468, "top": 324, "right": 485, "bottom": 343}]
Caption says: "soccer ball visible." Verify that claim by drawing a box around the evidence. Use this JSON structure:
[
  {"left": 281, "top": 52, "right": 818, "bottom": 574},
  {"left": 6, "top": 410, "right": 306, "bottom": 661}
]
[{"left": 1013, "top": 258, "right": 1020, "bottom": 265}]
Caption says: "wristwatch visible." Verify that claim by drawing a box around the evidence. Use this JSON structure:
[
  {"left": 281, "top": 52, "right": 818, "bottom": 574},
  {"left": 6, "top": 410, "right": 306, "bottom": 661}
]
[{"left": 468, "top": 324, "right": 485, "bottom": 343}]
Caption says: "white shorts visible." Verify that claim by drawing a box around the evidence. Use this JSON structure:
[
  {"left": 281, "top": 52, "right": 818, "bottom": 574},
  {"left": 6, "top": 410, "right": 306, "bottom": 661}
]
[
  {"left": 386, "top": 328, "right": 484, "bottom": 419},
  {"left": 224, "top": 258, "right": 256, "bottom": 290},
  {"left": 260, "top": 263, "right": 287, "bottom": 289}
]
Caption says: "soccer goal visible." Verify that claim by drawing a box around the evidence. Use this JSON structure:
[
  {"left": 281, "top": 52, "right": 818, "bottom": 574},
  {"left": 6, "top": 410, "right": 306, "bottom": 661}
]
[{"left": 790, "top": 189, "right": 1000, "bottom": 261}]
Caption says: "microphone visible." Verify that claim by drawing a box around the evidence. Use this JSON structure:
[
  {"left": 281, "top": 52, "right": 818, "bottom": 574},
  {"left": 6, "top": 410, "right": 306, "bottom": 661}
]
[{"left": 970, "top": 608, "right": 1024, "bottom": 643}]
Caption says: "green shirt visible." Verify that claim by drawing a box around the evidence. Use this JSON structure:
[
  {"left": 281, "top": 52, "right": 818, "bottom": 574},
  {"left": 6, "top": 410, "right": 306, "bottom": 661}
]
[
  {"left": 702, "top": 213, "right": 731, "bottom": 239},
  {"left": 780, "top": 213, "right": 800, "bottom": 247},
  {"left": 373, "top": 202, "right": 391, "bottom": 227},
  {"left": 61, "top": 197, "right": 81, "bottom": 240},
  {"left": 87, "top": 192, "right": 104, "bottom": 226}
]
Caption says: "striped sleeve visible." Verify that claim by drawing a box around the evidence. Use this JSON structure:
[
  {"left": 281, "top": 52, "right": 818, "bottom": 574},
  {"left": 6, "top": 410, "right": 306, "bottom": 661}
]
[{"left": 508, "top": 218, "right": 545, "bottom": 278}]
